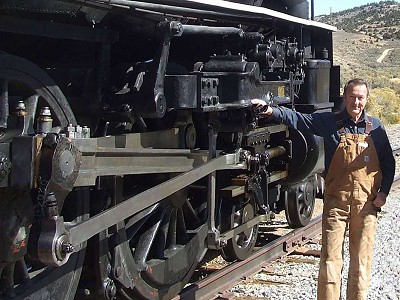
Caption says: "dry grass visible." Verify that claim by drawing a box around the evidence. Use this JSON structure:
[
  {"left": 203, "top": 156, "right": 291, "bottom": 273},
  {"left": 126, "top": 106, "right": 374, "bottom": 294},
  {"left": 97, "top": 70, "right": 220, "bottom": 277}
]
[
  {"left": 333, "top": 30, "right": 400, "bottom": 124},
  {"left": 368, "top": 88, "right": 400, "bottom": 123}
]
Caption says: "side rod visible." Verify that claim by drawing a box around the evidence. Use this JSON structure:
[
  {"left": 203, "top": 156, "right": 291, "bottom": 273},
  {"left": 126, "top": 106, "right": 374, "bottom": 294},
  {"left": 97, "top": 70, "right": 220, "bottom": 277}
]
[{"left": 68, "top": 150, "right": 246, "bottom": 248}]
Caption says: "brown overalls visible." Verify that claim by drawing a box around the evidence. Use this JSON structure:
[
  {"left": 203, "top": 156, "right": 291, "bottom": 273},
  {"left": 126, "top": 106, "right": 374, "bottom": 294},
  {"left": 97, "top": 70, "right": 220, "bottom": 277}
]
[{"left": 317, "top": 118, "right": 382, "bottom": 300}]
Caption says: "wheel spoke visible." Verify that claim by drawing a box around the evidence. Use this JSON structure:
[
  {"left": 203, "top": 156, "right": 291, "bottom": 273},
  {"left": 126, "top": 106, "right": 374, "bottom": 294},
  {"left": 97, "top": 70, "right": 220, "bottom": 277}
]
[
  {"left": 177, "top": 208, "right": 188, "bottom": 244},
  {"left": 134, "top": 209, "right": 164, "bottom": 265},
  {"left": 114, "top": 188, "right": 207, "bottom": 299},
  {"left": 126, "top": 212, "right": 152, "bottom": 241},
  {"left": 166, "top": 208, "right": 177, "bottom": 249},
  {"left": 298, "top": 201, "right": 306, "bottom": 215},
  {"left": 182, "top": 197, "right": 203, "bottom": 229},
  {"left": 285, "top": 178, "right": 316, "bottom": 228},
  {"left": 221, "top": 197, "right": 258, "bottom": 262}
]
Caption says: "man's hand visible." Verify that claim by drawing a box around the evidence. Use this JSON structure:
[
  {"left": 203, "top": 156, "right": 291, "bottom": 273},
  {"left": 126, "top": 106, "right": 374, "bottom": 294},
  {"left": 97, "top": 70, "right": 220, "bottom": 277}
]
[
  {"left": 251, "top": 99, "right": 273, "bottom": 116},
  {"left": 373, "top": 192, "right": 387, "bottom": 208}
]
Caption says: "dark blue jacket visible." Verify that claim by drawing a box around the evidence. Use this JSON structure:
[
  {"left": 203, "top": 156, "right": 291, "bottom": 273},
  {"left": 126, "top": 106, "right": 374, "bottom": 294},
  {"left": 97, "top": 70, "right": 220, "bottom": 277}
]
[{"left": 270, "top": 106, "right": 395, "bottom": 195}]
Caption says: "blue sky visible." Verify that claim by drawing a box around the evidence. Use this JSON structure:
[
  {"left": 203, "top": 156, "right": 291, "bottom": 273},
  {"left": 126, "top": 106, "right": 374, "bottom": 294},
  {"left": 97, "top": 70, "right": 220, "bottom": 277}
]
[{"left": 314, "top": 0, "right": 385, "bottom": 16}]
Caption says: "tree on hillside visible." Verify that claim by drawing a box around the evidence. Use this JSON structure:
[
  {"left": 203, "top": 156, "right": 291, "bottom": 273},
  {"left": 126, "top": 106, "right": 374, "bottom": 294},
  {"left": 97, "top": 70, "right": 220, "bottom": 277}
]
[{"left": 316, "top": 1, "right": 400, "bottom": 40}]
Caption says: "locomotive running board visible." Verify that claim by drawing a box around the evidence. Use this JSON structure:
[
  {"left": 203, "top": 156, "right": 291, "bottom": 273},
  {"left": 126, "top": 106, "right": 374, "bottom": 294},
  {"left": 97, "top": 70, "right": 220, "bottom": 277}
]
[
  {"left": 65, "top": 0, "right": 336, "bottom": 31},
  {"left": 67, "top": 150, "right": 246, "bottom": 249}
]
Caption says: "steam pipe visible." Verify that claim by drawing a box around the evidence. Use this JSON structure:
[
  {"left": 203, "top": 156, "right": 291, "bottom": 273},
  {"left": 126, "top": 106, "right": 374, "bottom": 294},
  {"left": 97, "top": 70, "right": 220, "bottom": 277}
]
[
  {"left": 181, "top": 24, "right": 243, "bottom": 36},
  {"left": 311, "top": 0, "right": 315, "bottom": 20},
  {"left": 0, "top": 79, "right": 8, "bottom": 129}
]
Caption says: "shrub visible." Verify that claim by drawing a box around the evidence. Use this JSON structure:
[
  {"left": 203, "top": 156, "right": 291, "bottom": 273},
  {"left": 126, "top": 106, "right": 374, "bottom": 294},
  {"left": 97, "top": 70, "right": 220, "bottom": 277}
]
[{"left": 367, "top": 87, "right": 400, "bottom": 124}]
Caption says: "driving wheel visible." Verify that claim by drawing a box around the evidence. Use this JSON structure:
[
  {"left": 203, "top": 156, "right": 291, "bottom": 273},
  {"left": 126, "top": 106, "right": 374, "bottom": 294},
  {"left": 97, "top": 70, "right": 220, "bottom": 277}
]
[
  {"left": 220, "top": 194, "right": 259, "bottom": 262},
  {"left": 0, "top": 53, "right": 86, "bottom": 299},
  {"left": 111, "top": 180, "right": 208, "bottom": 300}
]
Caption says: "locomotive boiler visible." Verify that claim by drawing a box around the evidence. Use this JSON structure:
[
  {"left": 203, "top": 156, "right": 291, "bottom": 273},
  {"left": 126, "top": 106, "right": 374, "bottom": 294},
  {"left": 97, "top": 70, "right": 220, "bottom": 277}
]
[{"left": 0, "top": 0, "right": 340, "bottom": 299}]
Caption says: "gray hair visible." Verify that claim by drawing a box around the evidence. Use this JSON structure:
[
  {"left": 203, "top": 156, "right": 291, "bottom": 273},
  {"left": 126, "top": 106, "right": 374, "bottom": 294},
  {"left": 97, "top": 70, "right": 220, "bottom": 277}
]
[{"left": 343, "top": 78, "right": 369, "bottom": 96}]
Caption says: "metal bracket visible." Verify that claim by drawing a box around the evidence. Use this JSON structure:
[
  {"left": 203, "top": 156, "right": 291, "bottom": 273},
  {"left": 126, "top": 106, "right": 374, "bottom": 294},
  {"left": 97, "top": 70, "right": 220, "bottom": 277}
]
[{"left": 133, "top": 21, "right": 183, "bottom": 118}]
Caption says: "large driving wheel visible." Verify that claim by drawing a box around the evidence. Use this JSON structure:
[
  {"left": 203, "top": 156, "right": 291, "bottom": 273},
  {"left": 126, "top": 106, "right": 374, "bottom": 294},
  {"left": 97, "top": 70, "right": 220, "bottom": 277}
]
[
  {"left": 0, "top": 53, "right": 85, "bottom": 299},
  {"left": 0, "top": 53, "right": 76, "bottom": 136},
  {"left": 111, "top": 182, "right": 208, "bottom": 300},
  {"left": 284, "top": 177, "right": 316, "bottom": 228},
  {"left": 220, "top": 194, "right": 258, "bottom": 262}
]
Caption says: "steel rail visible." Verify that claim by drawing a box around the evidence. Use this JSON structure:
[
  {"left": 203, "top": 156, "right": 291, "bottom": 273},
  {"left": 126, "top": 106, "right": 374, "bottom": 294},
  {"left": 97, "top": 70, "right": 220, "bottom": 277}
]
[
  {"left": 393, "top": 175, "right": 400, "bottom": 187},
  {"left": 174, "top": 215, "right": 322, "bottom": 300},
  {"left": 393, "top": 146, "right": 400, "bottom": 156}
]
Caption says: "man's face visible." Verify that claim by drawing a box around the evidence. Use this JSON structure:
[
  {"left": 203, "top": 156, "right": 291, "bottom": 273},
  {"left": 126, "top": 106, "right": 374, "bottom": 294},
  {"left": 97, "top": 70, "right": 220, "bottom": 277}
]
[{"left": 344, "top": 83, "right": 368, "bottom": 121}]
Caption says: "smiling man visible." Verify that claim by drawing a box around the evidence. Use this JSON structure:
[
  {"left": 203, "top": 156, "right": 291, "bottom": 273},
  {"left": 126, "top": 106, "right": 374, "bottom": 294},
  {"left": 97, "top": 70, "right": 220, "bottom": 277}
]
[
  {"left": 344, "top": 80, "right": 368, "bottom": 122},
  {"left": 252, "top": 78, "right": 395, "bottom": 300}
]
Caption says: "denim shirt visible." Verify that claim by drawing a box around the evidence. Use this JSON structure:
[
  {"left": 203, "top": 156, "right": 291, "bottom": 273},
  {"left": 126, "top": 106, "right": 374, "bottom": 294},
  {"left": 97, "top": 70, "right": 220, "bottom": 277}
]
[{"left": 270, "top": 106, "right": 395, "bottom": 195}]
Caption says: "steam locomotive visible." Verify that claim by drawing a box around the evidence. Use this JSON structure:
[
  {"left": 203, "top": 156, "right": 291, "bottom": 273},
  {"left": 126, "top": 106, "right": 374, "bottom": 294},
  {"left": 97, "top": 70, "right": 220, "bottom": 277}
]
[{"left": 0, "top": 1, "right": 340, "bottom": 299}]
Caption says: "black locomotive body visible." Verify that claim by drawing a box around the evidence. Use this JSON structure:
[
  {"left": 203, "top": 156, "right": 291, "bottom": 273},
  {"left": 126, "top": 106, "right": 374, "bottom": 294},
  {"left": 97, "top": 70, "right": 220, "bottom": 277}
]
[{"left": 0, "top": 1, "right": 340, "bottom": 299}]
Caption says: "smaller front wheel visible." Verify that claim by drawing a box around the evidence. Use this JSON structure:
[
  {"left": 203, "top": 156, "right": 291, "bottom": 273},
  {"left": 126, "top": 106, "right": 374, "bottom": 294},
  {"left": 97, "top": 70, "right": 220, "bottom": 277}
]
[
  {"left": 220, "top": 194, "right": 258, "bottom": 262},
  {"left": 284, "top": 177, "right": 316, "bottom": 228}
]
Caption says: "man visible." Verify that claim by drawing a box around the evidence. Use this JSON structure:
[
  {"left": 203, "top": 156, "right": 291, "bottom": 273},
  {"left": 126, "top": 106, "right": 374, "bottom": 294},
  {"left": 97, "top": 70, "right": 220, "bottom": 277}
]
[{"left": 252, "top": 78, "right": 395, "bottom": 300}]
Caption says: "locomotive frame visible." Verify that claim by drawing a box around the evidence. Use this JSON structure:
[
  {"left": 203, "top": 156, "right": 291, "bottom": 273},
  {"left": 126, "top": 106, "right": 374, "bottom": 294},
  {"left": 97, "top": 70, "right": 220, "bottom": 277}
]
[{"left": 0, "top": 1, "right": 340, "bottom": 299}]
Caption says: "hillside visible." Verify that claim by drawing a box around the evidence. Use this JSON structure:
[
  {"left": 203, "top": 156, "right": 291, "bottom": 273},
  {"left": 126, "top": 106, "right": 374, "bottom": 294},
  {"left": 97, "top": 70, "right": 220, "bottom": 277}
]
[
  {"left": 316, "top": 1, "right": 400, "bottom": 124},
  {"left": 317, "top": 1, "right": 400, "bottom": 40}
]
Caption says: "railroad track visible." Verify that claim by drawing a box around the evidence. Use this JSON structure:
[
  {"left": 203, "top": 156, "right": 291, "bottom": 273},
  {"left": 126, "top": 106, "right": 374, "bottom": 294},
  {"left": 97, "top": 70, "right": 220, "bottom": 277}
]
[
  {"left": 173, "top": 146, "right": 400, "bottom": 300},
  {"left": 173, "top": 216, "right": 321, "bottom": 300}
]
